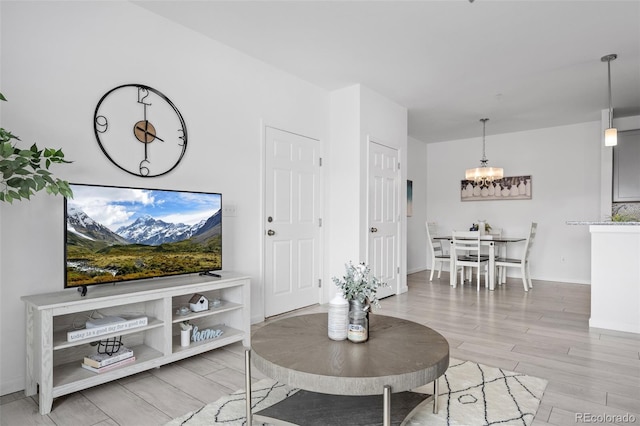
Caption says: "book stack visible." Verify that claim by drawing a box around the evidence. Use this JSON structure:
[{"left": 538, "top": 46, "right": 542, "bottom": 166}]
[{"left": 81, "top": 346, "right": 135, "bottom": 374}]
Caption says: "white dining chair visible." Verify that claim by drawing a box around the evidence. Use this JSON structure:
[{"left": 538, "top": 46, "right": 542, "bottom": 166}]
[
  {"left": 451, "top": 230, "right": 489, "bottom": 291},
  {"left": 495, "top": 222, "right": 537, "bottom": 291},
  {"left": 425, "top": 222, "right": 450, "bottom": 281}
]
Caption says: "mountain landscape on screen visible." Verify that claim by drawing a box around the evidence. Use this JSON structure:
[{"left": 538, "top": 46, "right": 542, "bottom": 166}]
[{"left": 65, "top": 207, "right": 222, "bottom": 287}]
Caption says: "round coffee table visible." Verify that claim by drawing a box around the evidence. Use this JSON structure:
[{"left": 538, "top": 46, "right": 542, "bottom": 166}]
[{"left": 245, "top": 313, "right": 449, "bottom": 426}]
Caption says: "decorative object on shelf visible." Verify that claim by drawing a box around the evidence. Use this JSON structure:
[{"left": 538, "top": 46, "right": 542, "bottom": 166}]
[
  {"left": 465, "top": 118, "right": 503, "bottom": 186},
  {"left": 601, "top": 54, "right": 618, "bottom": 146},
  {"left": 66, "top": 316, "right": 148, "bottom": 342},
  {"left": 180, "top": 321, "right": 192, "bottom": 347},
  {"left": 211, "top": 297, "right": 222, "bottom": 308},
  {"left": 327, "top": 291, "right": 349, "bottom": 341},
  {"left": 0, "top": 92, "right": 73, "bottom": 203},
  {"left": 191, "top": 325, "right": 224, "bottom": 342},
  {"left": 94, "top": 84, "right": 187, "bottom": 177},
  {"left": 189, "top": 293, "right": 209, "bottom": 312},
  {"left": 461, "top": 175, "right": 532, "bottom": 202},
  {"left": 84, "top": 346, "right": 133, "bottom": 368},
  {"left": 176, "top": 306, "right": 190, "bottom": 316},
  {"left": 81, "top": 355, "right": 136, "bottom": 374},
  {"left": 96, "top": 336, "right": 124, "bottom": 356}
]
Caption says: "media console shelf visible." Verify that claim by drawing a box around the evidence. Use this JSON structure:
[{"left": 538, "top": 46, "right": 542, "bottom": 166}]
[{"left": 21, "top": 273, "right": 250, "bottom": 415}]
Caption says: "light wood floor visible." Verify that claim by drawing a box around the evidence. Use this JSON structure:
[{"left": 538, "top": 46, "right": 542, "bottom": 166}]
[{"left": 1, "top": 271, "right": 639, "bottom": 425}]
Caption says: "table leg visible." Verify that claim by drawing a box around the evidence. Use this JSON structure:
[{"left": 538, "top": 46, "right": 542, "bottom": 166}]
[
  {"left": 383, "top": 385, "right": 391, "bottom": 426},
  {"left": 449, "top": 241, "right": 456, "bottom": 288},
  {"left": 488, "top": 242, "right": 495, "bottom": 291},
  {"left": 245, "top": 348, "right": 252, "bottom": 426},
  {"left": 433, "top": 377, "right": 439, "bottom": 414}
]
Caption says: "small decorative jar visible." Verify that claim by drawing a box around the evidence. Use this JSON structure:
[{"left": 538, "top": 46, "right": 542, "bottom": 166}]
[{"left": 347, "top": 301, "right": 369, "bottom": 343}]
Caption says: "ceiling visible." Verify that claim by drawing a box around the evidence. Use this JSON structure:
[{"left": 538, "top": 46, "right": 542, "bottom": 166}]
[{"left": 134, "top": 0, "right": 640, "bottom": 143}]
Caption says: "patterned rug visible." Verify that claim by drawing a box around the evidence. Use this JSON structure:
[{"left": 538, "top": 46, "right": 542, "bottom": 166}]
[{"left": 166, "top": 358, "right": 547, "bottom": 426}]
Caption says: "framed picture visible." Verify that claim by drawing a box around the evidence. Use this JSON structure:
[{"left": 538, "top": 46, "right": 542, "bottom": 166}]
[
  {"left": 407, "top": 180, "right": 413, "bottom": 216},
  {"left": 461, "top": 175, "right": 532, "bottom": 201}
]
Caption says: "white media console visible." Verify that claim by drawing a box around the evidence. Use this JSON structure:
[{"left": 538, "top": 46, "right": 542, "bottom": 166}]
[{"left": 21, "top": 272, "right": 250, "bottom": 415}]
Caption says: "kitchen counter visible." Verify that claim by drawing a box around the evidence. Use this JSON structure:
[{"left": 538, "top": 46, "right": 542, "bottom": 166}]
[
  {"left": 566, "top": 221, "right": 640, "bottom": 225},
  {"left": 587, "top": 225, "right": 640, "bottom": 334}
]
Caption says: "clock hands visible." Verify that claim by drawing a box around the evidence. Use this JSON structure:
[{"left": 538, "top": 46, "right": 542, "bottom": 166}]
[{"left": 135, "top": 125, "right": 165, "bottom": 143}]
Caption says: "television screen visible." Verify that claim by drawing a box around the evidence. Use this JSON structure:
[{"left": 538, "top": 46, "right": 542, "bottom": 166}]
[{"left": 64, "top": 183, "right": 222, "bottom": 288}]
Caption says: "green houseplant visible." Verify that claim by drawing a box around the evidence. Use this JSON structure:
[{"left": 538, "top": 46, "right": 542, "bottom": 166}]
[
  {"left": 0, "top": 92, "right": 73, "bottom": 203},
  {"left": 332, "top": 262, "right": 388, "bottom": 308}
]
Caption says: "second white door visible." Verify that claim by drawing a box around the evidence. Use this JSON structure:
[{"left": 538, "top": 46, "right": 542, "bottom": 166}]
[{"left": 368, "top": 141, "right": 400, "bottom": 299}]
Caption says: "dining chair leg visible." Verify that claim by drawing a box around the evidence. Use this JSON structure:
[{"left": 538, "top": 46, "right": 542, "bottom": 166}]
[
  {"left": 520, "top": 263, "right": 528, "bottom": 291},
  {"left": 437, "top": 263, "right": 443, "bottom": 278},
  {"left": 430, "top": 261, "right": 436, "bottom": 281},
  {"left": 526, "top": 261, "right": 533, "bottom": 289}
]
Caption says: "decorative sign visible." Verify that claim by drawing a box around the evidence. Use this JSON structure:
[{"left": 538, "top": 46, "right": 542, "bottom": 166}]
[
  {"left": 191, "top": 326, "right": 224, "bottom": 342},
  {"left": 67, "top": 317, "right": 148, "bottom": 342},
  {"left": 461, "top": 175, "right": 532, "bottom": 202}
]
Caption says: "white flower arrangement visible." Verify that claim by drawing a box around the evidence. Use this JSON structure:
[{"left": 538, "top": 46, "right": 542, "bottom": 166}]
[{"left": 332, "top": 262, "right": 388, "bottom": 308}]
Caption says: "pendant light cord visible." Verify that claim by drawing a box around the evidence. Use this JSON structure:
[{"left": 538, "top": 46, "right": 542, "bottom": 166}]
[
  {"left": 480, "top": 118, "right": 488, "bottom": 166},
  {"left": 607, "top": 59, "right": 613, "bottom": 128},
  {"left": 601, "top": 54, "right": 617, "bottom": 129}
]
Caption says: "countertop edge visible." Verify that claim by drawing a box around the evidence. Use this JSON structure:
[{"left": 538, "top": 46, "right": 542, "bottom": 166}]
[{"left": 566, "top": 221, "right": 640, "bottom": 225}]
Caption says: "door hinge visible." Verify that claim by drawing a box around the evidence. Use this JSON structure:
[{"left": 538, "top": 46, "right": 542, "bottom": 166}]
[
  {"left": 318, "top": 218, "right": 322, "bottom": 227},
  {"left": 318, "top": 279, "right": 322, "bottom": 288},
  {"left": 398, "top": 162, "right": 401, "bottom": 169},
  {"left": 319, "top": 157, "right": 323, "bottom": 167},
  {"left": 397, "top": 266, "right": 400, "bottom": 273}
]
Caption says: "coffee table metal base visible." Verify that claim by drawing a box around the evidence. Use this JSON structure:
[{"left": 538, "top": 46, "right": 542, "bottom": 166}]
[
  {"left": 244, "top": 314, "right": 448, "bottom": 426},
  {"left": 245, "top": 349, "right": 440, "bottom": 426}
]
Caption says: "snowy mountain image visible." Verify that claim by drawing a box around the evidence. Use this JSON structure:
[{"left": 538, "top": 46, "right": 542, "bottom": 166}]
[{"left": 64, "top": 186, "right": 222, "bottom": 287}]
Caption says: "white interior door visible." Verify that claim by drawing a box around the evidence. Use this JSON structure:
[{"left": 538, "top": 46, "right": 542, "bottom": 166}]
[
  {"left": 264, "top": 127, "right": 321, "bottom": 317},
  {"left": 368, "top": 141, "right": 399, "bottom": 299}
]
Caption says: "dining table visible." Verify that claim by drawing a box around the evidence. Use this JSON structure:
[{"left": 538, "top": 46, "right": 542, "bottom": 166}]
[{"left": 434, "top": 235, "right": 526, "bottom": 290}]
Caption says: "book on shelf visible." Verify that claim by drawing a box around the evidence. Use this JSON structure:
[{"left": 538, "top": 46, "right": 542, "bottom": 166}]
[
  {"left": 67, "top": 316, "right": 148, "bottom": 342},
  {"left": 83, "top": 346, "right": 134, "bottom": 368},
  {"left": 81, "top": 356, "right": 136, "bottom": 374}
]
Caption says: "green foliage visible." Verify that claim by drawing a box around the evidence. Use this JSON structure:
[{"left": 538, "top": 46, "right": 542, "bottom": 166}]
[
  {"left": 332, "top": 262, "right": 388, "bottom": 308},
  {"left": 611, "top": 213, "right": 639, "bottom": 222},
  {"left": 66, "top": 234, "right": 223, "bottom": 287},
  {"left": 0, "top": 92, "right": 73, "bottom": 203}
]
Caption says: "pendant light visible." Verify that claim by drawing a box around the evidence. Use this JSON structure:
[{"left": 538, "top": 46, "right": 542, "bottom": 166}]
[
  {"left": 601, "top": 54, "right": 618, "bottom": 147},
  {"left": 465, "top": 118, "right": 503, "bottom": 185}
]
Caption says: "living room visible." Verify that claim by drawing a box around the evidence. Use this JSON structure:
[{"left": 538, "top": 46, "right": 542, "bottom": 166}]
[{"left": 1, "top": 1, "right": 639, "bottom": 424}]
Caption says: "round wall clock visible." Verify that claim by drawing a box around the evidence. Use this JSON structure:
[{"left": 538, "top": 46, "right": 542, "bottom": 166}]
[{"left": 94, "top": 84, "right": 187, "bottom": 177}]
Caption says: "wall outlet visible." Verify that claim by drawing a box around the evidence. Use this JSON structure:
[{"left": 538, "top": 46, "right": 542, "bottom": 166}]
[{"left": 222, "top": 204, "right": 237, "bottom": 217}]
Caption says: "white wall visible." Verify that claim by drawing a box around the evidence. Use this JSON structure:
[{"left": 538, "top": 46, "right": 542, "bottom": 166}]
[
  {"left": 326, "top": 85, "right": 408, "bottom": 297},
  {"left": 0, "top": 1, "right": 328, "bottom": 395},
  {"left": 406, "top": 137, "right": 428, "bottom": 274},
  {"left": 425, "top": 121, "right": 602, "bottom": 284}
]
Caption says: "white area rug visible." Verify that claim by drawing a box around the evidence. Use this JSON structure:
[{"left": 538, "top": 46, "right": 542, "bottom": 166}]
[{"left": 166, "top": 358, "right": 547, "bottom": 426}]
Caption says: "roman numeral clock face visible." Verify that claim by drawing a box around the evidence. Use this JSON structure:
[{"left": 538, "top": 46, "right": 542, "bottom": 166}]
[{"left": 94, "top": 84, "right": 187, "bottom": 177}]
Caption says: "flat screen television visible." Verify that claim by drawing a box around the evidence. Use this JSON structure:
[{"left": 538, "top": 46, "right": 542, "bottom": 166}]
[{"left": 64, "top": 183, "right": 222, "bottom": 288}]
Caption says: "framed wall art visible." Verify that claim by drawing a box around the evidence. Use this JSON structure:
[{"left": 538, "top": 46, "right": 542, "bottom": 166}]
[{"left": 461, "top": 175, "right": 532, "bottom": 202}]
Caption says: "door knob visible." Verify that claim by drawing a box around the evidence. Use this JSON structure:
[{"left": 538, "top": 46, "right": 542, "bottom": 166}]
[
  {"left": 267, "top": 229, "right": 275, "bottom": 236},
  {"left": 370, "top": 227, "right": 378, "bottom": 233}
]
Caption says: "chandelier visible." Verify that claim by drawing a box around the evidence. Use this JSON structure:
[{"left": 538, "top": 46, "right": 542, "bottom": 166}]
[
  {"left": 465, "top": 118, "right": 503, "bottom": 186},
  {"left": 601, "top": 54, "right": 618, "bottom": 147}
]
